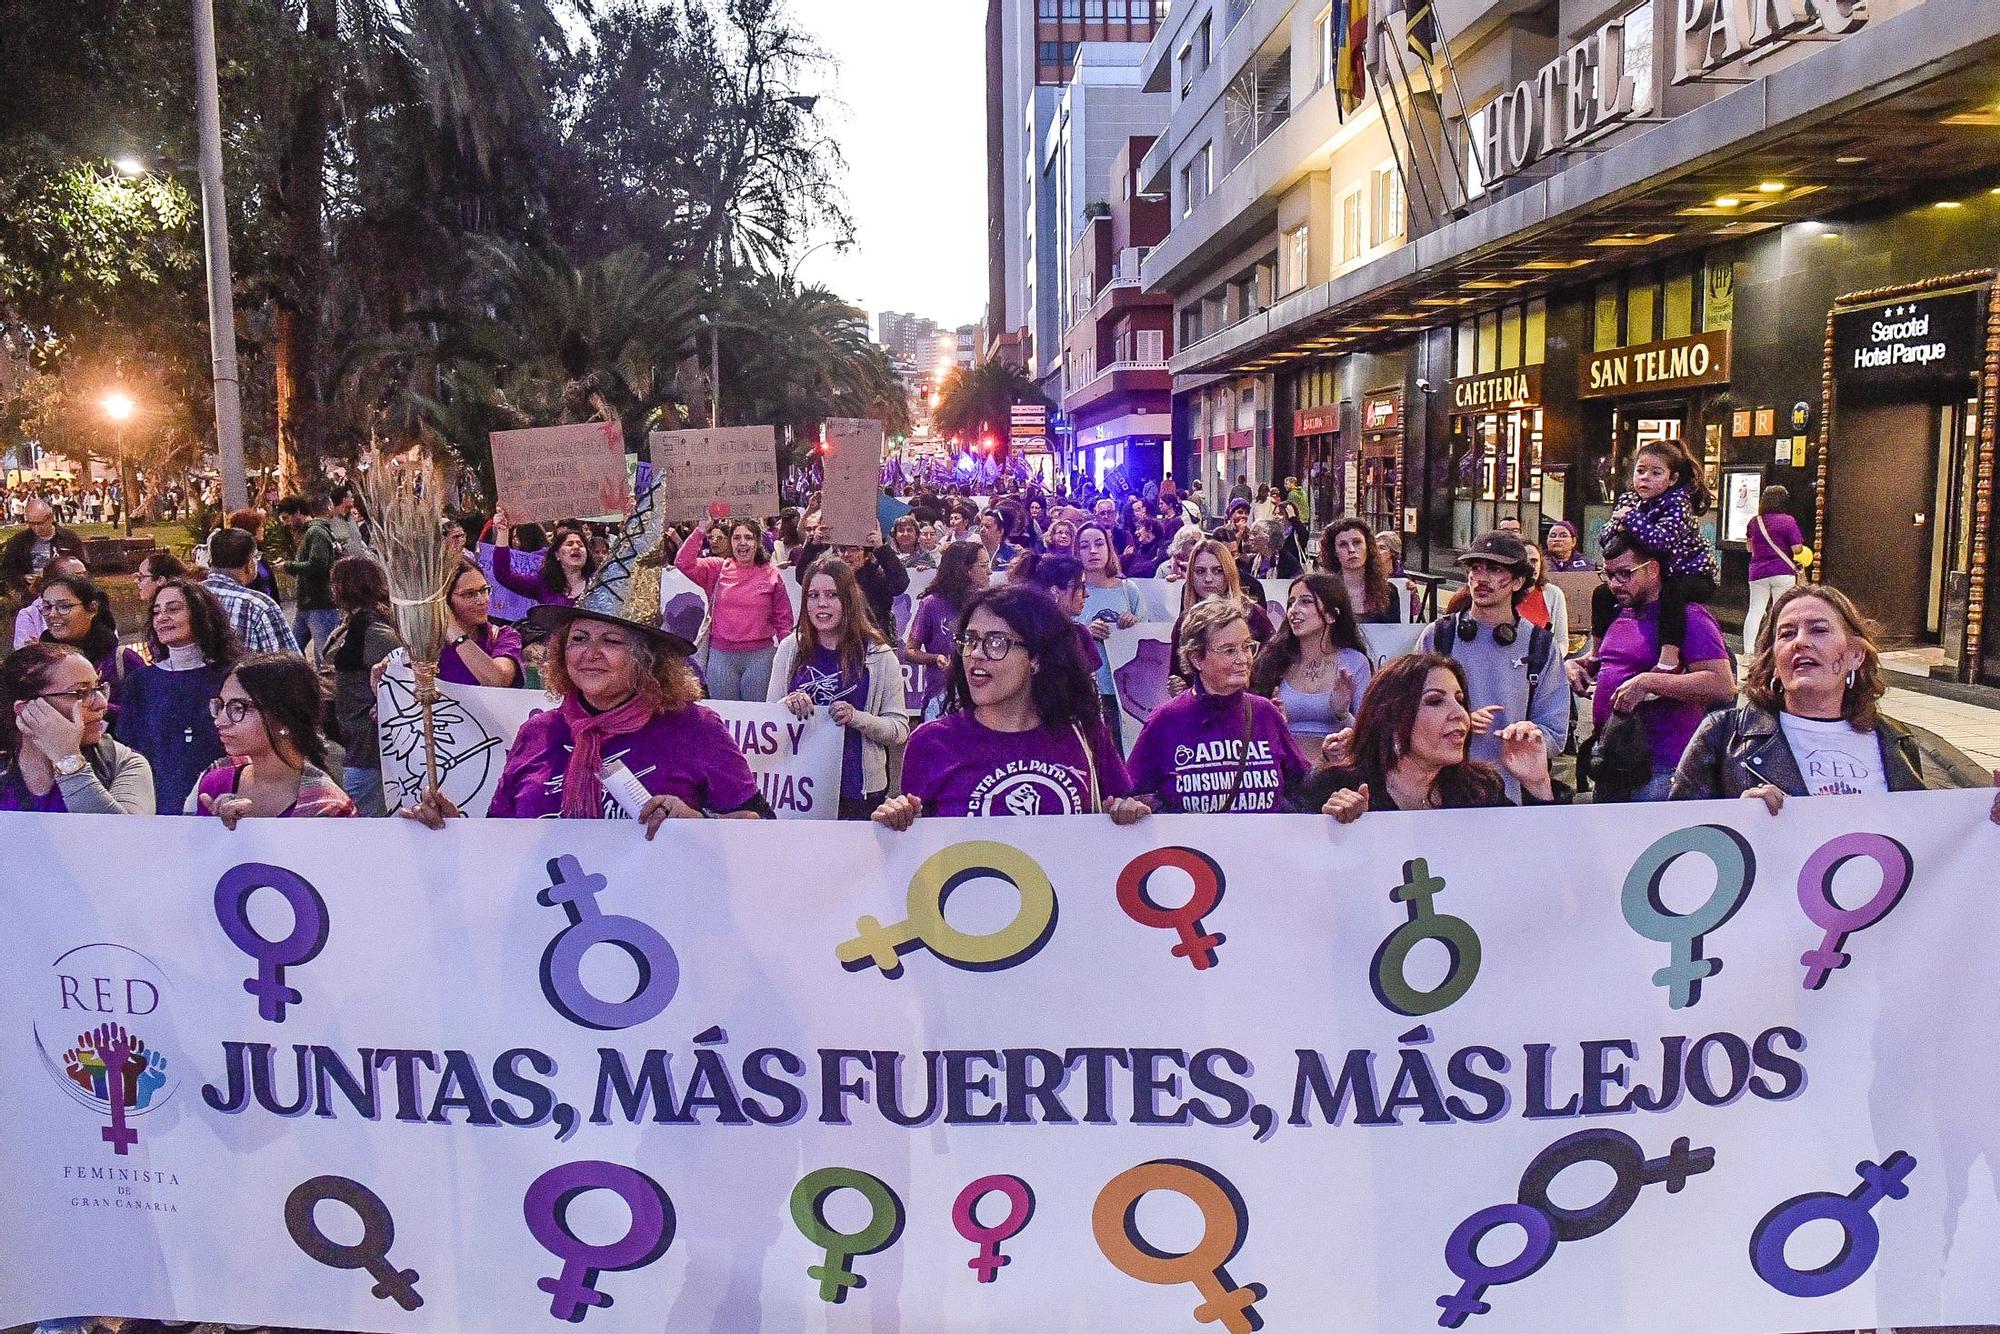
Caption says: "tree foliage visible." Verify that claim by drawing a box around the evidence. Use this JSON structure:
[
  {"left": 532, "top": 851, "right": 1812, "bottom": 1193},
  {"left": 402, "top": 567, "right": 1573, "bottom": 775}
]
[{"left": 932, "top": 360, "right": 1051, "bottom": 456}]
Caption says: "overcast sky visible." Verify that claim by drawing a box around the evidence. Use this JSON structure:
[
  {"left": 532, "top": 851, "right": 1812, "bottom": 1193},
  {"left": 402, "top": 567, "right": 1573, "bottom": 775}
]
[{"left": 792, "top": 0, "right": 988, "bottom": 334}]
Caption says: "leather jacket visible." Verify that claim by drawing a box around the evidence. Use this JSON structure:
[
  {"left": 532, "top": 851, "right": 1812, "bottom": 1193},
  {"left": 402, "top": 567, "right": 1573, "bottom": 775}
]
[{"left": 1669, "top": 704, "right": 1924, "bottom": 800}]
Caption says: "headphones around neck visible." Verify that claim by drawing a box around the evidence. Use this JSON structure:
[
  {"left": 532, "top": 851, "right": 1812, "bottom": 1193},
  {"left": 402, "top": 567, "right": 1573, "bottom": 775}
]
[{"left": 1457, "top": 614, "right": 1518, "bottom": 646}]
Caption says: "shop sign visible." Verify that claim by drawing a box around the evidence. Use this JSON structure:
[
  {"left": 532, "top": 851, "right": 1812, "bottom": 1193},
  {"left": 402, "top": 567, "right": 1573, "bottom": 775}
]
[
  {"left": 1674, "top": 0, "right": 1869, "bottom": 87},
  {"left": 1703, "top": 255, "right": 1735, "bottom": 332},
  {"left": 1581, "top": 330, "right": 1731, "bottom": 398},
  {"left": 1364, "top": 394, "right": 1401, "bottom": 432},
  {"left": 1294, "top": 406, "right": 1342, "bottom": 436},
  {"left": 1474, "top": 11, "right": 1648, "bottom": 186},
  {"left": 1831, "top": 289, "right": 1985, "bottom": 388},
  {"left": 1450, "top": 366, "right": 1544, "bottom": 413}
]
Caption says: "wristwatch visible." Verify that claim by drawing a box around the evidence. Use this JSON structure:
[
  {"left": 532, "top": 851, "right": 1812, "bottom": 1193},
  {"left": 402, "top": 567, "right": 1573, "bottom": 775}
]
[
  {"left": 449, "top": 634, "right": 471, "bottom": 649},
  {"left": 53, "top": 753, "right": 87, "bottom": 780}
]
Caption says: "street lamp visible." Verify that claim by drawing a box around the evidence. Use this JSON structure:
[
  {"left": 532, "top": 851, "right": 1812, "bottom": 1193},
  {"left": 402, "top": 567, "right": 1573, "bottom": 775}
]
[
  {"left": 101, "top": 392, "right": 137, "bottom": 536},
  {"left": 113, "top": 156, "right": 146, "bottom": 177}
]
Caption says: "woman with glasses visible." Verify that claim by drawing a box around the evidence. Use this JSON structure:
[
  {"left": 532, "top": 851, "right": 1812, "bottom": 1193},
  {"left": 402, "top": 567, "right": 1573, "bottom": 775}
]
[
  {"left": 132, "top": 550, "right": 188, "bottom": 611},
  {"left": 0, "top": 642, "right": 153, "bottom": 813},
  {"left": 117, "top": 579, "right": 239, "bottom": 814},
  {"left": 1167, "top": 539, "right": 1274, "bottom": 698},
  {"left": 438, "top": 560, "right": 523, "bottom": 687},
  {"left": 1128, "top": 599, "right": 1309, "bottom": 813},
  {"left": 875, "top": 584, "right": 1147, "bottom": 828},
  {"left": 36, "top": 573, "right": 128, "bottom": 706},
  {"left": 190, "top": 654, "right": 356, "bottom": 823}
]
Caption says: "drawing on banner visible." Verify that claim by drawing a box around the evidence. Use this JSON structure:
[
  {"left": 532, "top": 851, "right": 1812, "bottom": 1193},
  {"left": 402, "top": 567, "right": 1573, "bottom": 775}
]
[
  {"left": 1794, "top": 832, "right": 1912, "bottom": 990},
  {"left": 953, "top": 1175, "right": 1035, "bottom": 1284},
  {"left": 1107, "top": 625, "right": 1174, "bottom": 745},
  {"left": 1620, "top": 824, "right": 1755, "bottom": 1009},
  {"left": 213, "top": 861, "right": 330, "bottom": 1023},
  {"left": 1116, "top": 846, "right": 1228, "bottom": 970},
  {"left": 378, "top": 663, "right": 508, "bottom": 814},
  {"left": 1749, "top": 1151, "right": 1915, "bottom": 1298},
  {"left": 1438, "top": 1128, "right": 1715, "bottom": 1327},
  {"left": 525, "top": 1160, "right": 676, "bottom": 1319},
  {"left": 791, "top": 1167, "right": 905, "bottom": 1303},
  {"left": 536, "top": 854, "right": 680, "bottom": 1031},
  {"left": 660, "top": 565, "right": 709, "bottom": 647},
  {"left": 285, "top": 1175, "right": 423, "bottom": 1311},
  {"left": 836, "top": 841, "right": 1057, "bottom": 976},
  {"left": 1093, "top": 1160, "right": 1264, "bottom": 1332},
  {"left": 31, "top": 943, "right": 178, "bottom": 1158},
  {"left": 1370, "top": 858, "right": 1482, "bottom": 1017}
]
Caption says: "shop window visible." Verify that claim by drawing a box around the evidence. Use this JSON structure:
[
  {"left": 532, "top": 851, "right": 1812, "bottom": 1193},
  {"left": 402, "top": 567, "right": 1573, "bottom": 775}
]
[
  {"left": 1455, "top": 320, "right": 1476, "bottom": 378},
  {"left": 1525, "top": 299, "right": 1547, "bottom": 365},
  {"left": 1085, "top": 0, "right": 1105, "bottom": 17},
  {"left": 1662, "top": 260, "right": 1694, "bottom": 340},
  {"left": 1593, "top": 282, "right": 1620, "bottom": 352},
  {"left": 1476, "top": 311, "right": 1498, "bottom": 374},
  {"left": 1499, "top": 306, "right": 1522, "bottom": 370},
  {"left": 1625, "top": 281, "right": 1657, "bottom": 346}
]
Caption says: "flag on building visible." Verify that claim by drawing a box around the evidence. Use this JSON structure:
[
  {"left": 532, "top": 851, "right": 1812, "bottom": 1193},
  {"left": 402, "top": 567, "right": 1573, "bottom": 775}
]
[
  {"left": 1403, "top": 0, "right": 1438, "bottom": 76},
  {"left": 1335, "top": 0, "right": 1370, "bottom": 115}
]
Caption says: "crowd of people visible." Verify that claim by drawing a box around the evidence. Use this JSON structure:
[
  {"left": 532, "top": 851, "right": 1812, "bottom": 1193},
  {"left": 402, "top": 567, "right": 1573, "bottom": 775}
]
[{"left": 3, "top": 445, "right": 1996, "bottom": 836}]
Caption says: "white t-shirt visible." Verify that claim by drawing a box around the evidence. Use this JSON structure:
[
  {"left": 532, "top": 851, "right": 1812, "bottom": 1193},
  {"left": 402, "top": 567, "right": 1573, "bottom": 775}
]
[{"left": 1778, "top": 714, "right": 1888, "bottom": 796}]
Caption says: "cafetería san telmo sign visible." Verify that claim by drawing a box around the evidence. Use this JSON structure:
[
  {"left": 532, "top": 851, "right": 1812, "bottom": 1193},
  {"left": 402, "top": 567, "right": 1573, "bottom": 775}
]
[
  {"left": 1581, "top": 330, "right": 1732, "bottom": 398},
  {"left": 1450, "top": 366, "right": 1545, "bottom": 413},
  {"left": 1475, "top": 0, "right": 1871, "bottom": 187}
]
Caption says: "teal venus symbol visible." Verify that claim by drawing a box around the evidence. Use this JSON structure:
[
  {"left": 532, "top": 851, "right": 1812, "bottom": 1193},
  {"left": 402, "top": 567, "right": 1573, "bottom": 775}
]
[{"left": 1620, "top": 825, "right": 1755, "bottom": 1008}]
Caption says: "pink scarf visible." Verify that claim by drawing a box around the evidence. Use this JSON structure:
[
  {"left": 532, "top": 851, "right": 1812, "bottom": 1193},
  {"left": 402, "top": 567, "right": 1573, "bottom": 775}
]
[{"left": 559, "top": 692, "right": 655, "bottom": 819}]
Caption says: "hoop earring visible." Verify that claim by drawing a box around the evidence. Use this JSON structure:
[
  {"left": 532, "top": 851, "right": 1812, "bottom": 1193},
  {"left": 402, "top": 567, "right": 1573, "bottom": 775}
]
[{"left": 1845, "top": 670, "right": 1856, "bottom": 690}]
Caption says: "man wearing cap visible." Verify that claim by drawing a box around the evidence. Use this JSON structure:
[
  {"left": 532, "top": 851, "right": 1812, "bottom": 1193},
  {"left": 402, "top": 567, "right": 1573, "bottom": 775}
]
[{"left": 1417, "top": 531, "right": 1570, "bottom": 799}]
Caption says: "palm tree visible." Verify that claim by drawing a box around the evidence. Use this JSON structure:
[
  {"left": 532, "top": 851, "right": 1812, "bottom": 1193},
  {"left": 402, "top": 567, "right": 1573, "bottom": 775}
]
[
  {"left": 932, "top": 359, "right": 1050, "bottom": 455},
  {"left": 721, "top": 275, "right": 911, "bottom": 465}
]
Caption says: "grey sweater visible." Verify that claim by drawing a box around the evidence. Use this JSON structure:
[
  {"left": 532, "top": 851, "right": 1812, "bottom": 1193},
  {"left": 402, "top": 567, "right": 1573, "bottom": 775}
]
[
  {"left": 54, "top": 739, "right": 157, "bottom": 814},
  {"left": 1417, "top": 616, "right": 1571, "bottom": 798}
]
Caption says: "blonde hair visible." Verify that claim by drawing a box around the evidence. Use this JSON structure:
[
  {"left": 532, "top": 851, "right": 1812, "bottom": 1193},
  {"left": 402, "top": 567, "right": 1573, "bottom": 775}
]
[
  {"left": 1177, "top": 597, "right": 1250, "bottom": 678},
  {"left": 1740, "top": 584, "right": 1885, "bottom": 729},
  {"left": 1179, "top": 538, "right": 1246, "bottom": 616}
]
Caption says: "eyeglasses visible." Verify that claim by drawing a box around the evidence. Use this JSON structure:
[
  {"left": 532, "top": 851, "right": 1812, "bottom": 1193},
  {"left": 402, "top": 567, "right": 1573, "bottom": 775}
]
[
  {"left": 40, "top": 600, "right": 83, "bottom": 617},
  {"left": 208, "top": 697, "right": 260, "bottom": 723},
  {"left": 41, "top": 682, "right": 109, "bottom": 704},
  {"left": 1601, "top": 560, "right": 1657, "bottom": 586},
  {"left": 956, "top": 630, "right": 1027, "bottom": 660},
  {"left": 456, "top": 585, "right": 493, "bottom": 599},
  {"left": 1206, "top": 641, "right": 1261, "bottom": 661}
]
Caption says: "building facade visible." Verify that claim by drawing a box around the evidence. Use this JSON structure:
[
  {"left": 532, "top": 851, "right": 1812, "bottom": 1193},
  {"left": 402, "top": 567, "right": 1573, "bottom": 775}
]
[{"left": 1134, "top": 0, "right": 2000, "bottom": 682}]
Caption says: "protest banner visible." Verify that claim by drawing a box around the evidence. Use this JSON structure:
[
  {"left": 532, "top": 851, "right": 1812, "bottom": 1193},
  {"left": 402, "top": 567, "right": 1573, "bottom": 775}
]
[
  {"left": 649, "top": 427, "right": 780, "bottom": 525},
  {"left": 488, "top": 422, "right": 631, "bottom": 524},
  {"left": 375, "top": 653, "right": 840, "bottom": 819},
  {"left": 820, "top": 419, "right": 886, "bottom": 546},
  {"left": 4, "top": 792, "right": 1999, "bottom": 1331}
]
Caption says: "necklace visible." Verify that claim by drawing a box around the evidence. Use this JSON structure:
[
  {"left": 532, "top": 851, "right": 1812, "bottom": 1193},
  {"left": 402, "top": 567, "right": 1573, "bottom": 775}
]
[{"left": 1293, "top": 637, "right": 1336, "bottom": 687}]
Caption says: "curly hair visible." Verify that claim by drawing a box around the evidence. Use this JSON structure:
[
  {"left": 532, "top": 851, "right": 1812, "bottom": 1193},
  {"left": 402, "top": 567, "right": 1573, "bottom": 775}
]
[
  {"left": 540, "top": 613, "right": 704, "bottom": 715},
  {"left": 1318, "top": 517, "right": 1394, "bottom": 617},
  {"left": 1740, "top": 583, "right": 1886, "bottom": 729},
  {"left": 146, "top": 578, "right": 241, "bottom": 665},
  {"left": 1176, "top": 596, "right": 1249, "bottom": 679}
]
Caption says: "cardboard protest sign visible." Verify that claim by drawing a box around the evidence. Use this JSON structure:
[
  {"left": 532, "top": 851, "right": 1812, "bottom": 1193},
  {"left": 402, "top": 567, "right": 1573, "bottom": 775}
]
[
  {"left": 488, "top": 421, "right": 629, "bottom": 523},
  {"left": 819, "top": 418, "right": 885, "bottom": 545},
  {"left": 650, "top": 426, "right": 780, "bottom": 524}
]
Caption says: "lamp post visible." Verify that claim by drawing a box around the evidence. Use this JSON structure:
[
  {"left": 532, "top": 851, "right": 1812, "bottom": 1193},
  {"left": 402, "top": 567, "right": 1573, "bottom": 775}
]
[
  {"left": 192, "top": 0, "right": 247, "bottom": 509},
  {"left": 101, "top": 391, "right": 136, "bottom": 537}
]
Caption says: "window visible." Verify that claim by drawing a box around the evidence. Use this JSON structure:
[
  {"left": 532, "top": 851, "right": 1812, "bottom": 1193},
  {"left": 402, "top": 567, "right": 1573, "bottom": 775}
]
[
  {"left": 1039, "top": 41, "right": 1061, "bottom": 64},
  {"left": 1178, "top": 44, "right": 1194, "bottom": 96},
  {"left": 1281, "top": 224, "right": 1310, "bottom": 294},
  {"left": 1456, "top": 319, "right": 1476, "bottom": 378},
  {"left": 1498, "top": 305, "right": 1521, "bottom": 370},
  {"left": 1200, "top": 141, "right": 1213, "bottom": 194},
  {"left": 1592, "top": 282, "right": 1620, "bottom": 352},
  {"left": 1338, "top": 186, "right": 1364, "bottom": 264},
  {"left": 1199, "top": 15, "right": 1213, "bottom": 64},
  {"left": 1062, "top": 0, "right": 1082, "bottom": 17},
  {"left": 1180, "top": 161, "right": 1197, "bottom": 217},
  {"left": 1314, "top": 6, "right": 1336, "bottom": 89},
  {"left": 1085, "top": 0, "right": 1105, "bottom": 17},
  {"left": 1370, "top": 162, "right": 1406, "bottom": 248},
  {"left": 1625, "top": 279, "right": 1657, "bottom": 345},
  {"left": 1137, "top": 329, "right": 1165, "bottom": 362},
  {"left": 1061, "top": 41, "right": 1079, "bottom": 61},
  {"left": 1039, "top": 0, "right": 1060, "bottom": 15},
  {"left": 1182, "top": 307, "right": 1204, "bottom": 345},
  {"left": 1109, "top": 0, "right": 1128, "bottom": 15},
  {"left": 1662, "top": 258, "right": 1694, "bottom": 339},
  {"left": 1525, "top": 298, "right": 1547, "bottom": 364},
  {"left": 1131, "top": 0, "right": 1151, "bottom": 16}
]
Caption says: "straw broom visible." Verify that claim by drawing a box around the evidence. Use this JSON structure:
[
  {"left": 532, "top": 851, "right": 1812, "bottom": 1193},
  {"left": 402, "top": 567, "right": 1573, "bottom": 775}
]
[{"left": 360, "top": 449, "right": 452, "bottom": 796}]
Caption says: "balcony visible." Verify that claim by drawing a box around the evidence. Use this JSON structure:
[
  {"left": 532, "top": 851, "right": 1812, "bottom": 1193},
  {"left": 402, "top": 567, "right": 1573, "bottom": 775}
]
[{"left": 1062, "top": 357, "right": 1174, "bottom": 415}]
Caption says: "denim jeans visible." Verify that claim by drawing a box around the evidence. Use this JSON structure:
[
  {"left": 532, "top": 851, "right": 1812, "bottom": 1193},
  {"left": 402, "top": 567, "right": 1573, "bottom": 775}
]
[
  {"left": 341, "top": 765, "right": 387, "bottom": 817},
  {"left": 294, "top": 606, "right": 340, "bottom": 658}
]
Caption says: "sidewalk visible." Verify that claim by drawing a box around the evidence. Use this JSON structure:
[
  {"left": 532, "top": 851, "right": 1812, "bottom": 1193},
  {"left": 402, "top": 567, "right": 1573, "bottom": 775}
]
[{"left": 1882, "top": 686, "right": 2000, "bottom": 781}]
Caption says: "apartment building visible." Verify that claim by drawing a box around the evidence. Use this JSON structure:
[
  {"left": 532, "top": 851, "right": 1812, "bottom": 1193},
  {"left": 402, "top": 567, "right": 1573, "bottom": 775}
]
[
  {"left": 1137, "top": 0, "right": 2000, "bottom": 684},
  {"left": 985, "top": 0, "right": 1160, "bottom": 368}
]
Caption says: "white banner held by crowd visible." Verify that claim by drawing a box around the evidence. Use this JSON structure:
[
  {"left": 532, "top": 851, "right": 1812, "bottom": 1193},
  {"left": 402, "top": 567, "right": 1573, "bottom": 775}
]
[
  {"left": 375, "top": 653, "right": 841, "bottom": 819},
  {"left": 649, "top": 426, "right": 780, "bottom": 525},
  {"left": 3, "top": 793, "right": 1999, "bottom": 1331}
]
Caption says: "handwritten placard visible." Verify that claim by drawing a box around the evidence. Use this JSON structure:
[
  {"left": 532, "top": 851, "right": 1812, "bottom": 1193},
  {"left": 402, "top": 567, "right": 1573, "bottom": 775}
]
[
  {"left": 488, "top": 421, "right": 630, "bottom": 523},
  {"left": 820, "top": 418, "right": 885, "bottom": 546},
  {"left": 650, "top": 426, "right": 780, "bottom": 524}
]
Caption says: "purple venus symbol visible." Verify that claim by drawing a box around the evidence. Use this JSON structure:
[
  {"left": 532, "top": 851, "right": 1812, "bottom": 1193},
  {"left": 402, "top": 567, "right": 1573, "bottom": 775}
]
[
  {"left": 213, "top": 862, "right": 331, "bottom": 1022},
  {"left": 1750, "top": 1151, "right": 1916, "bottom": 1298},
  {"left": 524, "top": 1160, "right": 675, "bottom": 1321},
  {"left": 1797, "top": 833, "right": 1913, "bottom": 990},
  {"left": 537, "top": 856, "right": 680, "bottom": 1030}
]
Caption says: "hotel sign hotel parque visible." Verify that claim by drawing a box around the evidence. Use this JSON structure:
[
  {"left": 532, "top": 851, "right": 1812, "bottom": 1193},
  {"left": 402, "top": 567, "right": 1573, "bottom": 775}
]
[
  {"left": 1474, "top": 0, "right": 1871, "bottom": 186},
  {"left": 1582, "top": 330, "right": 1733, "bottom": 397}
]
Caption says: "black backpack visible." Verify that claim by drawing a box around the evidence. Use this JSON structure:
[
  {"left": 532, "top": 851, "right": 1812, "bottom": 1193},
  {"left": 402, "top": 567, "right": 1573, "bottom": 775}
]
[{"left": 1432, "top": 613, "right": 1556, "bottom": 701}]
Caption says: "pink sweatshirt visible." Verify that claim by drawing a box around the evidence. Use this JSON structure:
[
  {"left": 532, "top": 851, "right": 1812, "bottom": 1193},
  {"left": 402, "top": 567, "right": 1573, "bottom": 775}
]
[{"left": 676, "top": 538, "right": 795, "bottom": 652}]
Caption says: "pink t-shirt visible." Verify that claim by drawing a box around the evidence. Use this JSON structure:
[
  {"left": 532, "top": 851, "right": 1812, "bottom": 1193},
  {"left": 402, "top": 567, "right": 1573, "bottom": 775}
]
[
  {"left": 899, "top": 712, "right": 1131, "bottom": 817},
  {"left": 675, "top": 541, "right": 794, "bottom": 652}
]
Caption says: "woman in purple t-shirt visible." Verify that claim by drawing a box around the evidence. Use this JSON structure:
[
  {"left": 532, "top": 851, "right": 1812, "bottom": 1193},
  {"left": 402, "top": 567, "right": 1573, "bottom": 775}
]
[
  {"left": 489, "top": 509, "right": 599, "bottom": 608},
  {"left": 1743, "top": 484, "right": 1808, "bottom": 652},
  {"left": 438, "top": 560, "right": 523, "bottom": 688},
  {"left": 876, "top": 585, "right": 1148, "bottom": 828},
  {"left": 904, "top": 542, "right": 991, "bottom": 717},
  {"left": 772, "top": 557, "right": 910, "bottom": 820},
  {"left": 1129, "top": 599, "right": 1310, "bottom": 814}
]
